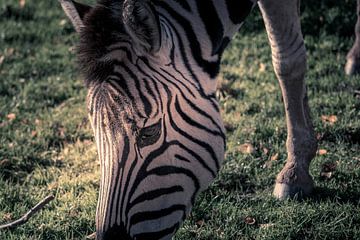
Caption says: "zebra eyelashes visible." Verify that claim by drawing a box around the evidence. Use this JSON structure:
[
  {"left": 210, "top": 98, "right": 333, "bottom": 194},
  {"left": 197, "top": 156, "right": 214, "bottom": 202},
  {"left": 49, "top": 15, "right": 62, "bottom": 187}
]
[{"left": 136, "top": 118, "right": 162, "bottom": 148}]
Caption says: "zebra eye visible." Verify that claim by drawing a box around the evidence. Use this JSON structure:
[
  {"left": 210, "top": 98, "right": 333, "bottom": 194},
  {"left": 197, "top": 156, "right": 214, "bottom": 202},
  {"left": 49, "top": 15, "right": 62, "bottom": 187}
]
[{"left": 137, "top": 119, "right": 162, "bottom": 148}]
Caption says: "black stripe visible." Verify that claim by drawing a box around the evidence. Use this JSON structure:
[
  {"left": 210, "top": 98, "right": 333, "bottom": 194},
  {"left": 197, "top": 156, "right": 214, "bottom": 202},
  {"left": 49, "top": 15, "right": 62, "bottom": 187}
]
[
  {"left": 128, "top": 186, "right": 184, "bottom": 212},
  {"left": 225, "top": 0, "right": 254, "bottom": 24},
  {"left": 119, "top": 63, "right": 152, "bottom": 117},
  {"left": 139, "top": 57, "right": 197, "bottom": 98},
  {"left": 138, "top": 58, "right": 224, "bottom": 135},
  {"left": 145, "top": 165, "right": 200, "bottom": 205},
  {"left": 168, "top": 107, "right": 220, "bottom": 172},
  {"left": 174, "top": 95, "right": 223, "bottom": 137},
  {"left": 108, "top": 134, "right": 130, "bottom": 227},
  {"left": 175, "top": 154, "right": 191, "bottom": 163},
  {"left": 158, "top": 13, "right": 222, "bottom": 111},
  {"left": 142, "top": 77, "right": 160, "bottom": 116},
  {"left": 196, "top": 0, "right": 224, "bottom": 55},
  {"left": 171, "top": 0, "right": 191, "bottom": 11},
  {"left": 157, "top": 2, "right": 221, "bottom": 78},
  {"left": 130, "top": 204, "right": 186, "bottom": 225},
  {"left": 133, "top": 222, "right": 180, "bottom": 240}
]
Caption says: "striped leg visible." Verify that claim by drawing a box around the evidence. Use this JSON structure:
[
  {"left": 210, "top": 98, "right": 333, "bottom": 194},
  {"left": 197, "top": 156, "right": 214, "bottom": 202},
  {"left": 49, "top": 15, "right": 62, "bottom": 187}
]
[
  {"left": 258, "top": 0, "right": 317, "bottom": 199},
  {"left": 345, "top": 0, "right": 360, "bottom": 75}
]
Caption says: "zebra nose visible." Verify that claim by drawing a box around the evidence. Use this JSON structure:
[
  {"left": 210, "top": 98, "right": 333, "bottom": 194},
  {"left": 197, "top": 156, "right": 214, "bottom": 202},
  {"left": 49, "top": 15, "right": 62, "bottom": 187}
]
[{"left": 100, "top": 224, "right": 133, "bottom": 240}]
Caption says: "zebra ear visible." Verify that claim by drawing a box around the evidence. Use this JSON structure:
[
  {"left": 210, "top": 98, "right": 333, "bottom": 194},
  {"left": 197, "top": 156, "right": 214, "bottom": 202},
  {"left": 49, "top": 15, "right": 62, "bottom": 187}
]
[
  {"left": 122, "top": 0, "right": 161, "bottom": 54},
  {"left": 58, "top": 0, "right": 92, "bottom": 33}
]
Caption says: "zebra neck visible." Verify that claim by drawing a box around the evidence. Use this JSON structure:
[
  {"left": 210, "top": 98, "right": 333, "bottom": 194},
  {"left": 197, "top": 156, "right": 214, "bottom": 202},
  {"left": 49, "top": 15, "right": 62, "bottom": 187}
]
[{"left": 153, "top": 0, "right": 255, "bottom": 95}]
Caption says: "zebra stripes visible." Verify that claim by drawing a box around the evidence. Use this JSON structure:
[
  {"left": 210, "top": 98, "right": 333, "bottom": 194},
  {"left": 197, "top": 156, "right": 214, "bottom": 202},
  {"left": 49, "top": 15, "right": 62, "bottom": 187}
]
[{"left": 60, "top": 0, "right": 255, "bottom": 239}]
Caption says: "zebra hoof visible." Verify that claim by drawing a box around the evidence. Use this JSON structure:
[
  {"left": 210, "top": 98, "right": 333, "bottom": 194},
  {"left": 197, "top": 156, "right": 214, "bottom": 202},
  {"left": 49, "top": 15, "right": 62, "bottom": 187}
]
[
  {"left": 273, "top": 181, "right": 314, "bottom": 200},
  {"left": 345, "top": 58, "right": 360, "bottom": 76}
]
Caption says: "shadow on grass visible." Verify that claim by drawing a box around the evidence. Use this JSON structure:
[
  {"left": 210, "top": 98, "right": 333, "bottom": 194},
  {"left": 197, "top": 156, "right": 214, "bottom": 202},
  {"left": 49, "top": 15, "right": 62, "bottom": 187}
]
[
  {"left": 0, "top": 156, "right": 64, "bottom": 183},
  {"left": 211, "top": 172, "right": 256, "bottom": 194},
  {"left": 0, "top": 119, "right": 93, "bottom": 183},
  {"left": 310, "top": 187, "right": 360, "bottom": 206},
  {"left": 320, "top": 127, "right": 360, "bottom": 145}
]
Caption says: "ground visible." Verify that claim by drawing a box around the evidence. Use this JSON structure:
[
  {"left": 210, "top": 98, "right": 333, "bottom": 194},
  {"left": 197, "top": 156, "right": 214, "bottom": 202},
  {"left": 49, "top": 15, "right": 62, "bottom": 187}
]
[{"left": 0, "top": 0, "right": 359, "bottom": 239}]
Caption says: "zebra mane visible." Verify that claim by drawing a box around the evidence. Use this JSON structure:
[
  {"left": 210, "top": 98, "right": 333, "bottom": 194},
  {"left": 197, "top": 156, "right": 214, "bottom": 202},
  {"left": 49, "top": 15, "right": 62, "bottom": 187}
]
[{"left": 77, "top": 0, "right": 128, "bottom": 86}]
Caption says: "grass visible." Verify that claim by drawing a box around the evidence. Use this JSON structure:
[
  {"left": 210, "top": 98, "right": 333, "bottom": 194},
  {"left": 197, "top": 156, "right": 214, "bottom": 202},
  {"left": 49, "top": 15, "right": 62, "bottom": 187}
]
[{"left": 0, "top": 0, "right": 359, "bottom": 239}]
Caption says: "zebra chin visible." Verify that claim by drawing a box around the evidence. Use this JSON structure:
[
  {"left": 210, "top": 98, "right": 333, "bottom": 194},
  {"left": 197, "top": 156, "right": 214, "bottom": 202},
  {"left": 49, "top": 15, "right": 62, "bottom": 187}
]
[
  {"left": 98, "top": 223, "right": 132, "bottom": 240},
  {"left": 95, "top": 174, "right": 200, "bottom": 240},
  {"left": 96, "top": 205, "right": 186, "bottom": 240},
  {"left": 98, "top": 222, "right": 181, "bottom": 240}
]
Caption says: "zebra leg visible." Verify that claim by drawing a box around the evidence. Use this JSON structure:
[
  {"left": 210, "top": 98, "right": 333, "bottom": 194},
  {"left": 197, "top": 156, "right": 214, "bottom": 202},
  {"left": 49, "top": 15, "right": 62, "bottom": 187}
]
[
  {"left": 258, "top": 0, "right": 317, "bottom": 199},
  {"left": 345, "top": 0, "right": 360, "bottom": 75}
]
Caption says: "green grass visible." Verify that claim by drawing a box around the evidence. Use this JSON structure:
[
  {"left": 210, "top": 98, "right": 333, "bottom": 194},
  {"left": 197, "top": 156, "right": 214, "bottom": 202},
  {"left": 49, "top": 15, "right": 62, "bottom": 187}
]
[{"left": 0, "top": 0, "right": 359, "bottom": 239}]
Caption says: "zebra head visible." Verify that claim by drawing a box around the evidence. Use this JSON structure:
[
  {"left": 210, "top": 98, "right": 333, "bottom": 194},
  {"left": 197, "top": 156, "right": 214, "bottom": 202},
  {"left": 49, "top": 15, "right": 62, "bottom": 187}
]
[{"left": 59, "top": 0, "right": 225, "bottom": 239}]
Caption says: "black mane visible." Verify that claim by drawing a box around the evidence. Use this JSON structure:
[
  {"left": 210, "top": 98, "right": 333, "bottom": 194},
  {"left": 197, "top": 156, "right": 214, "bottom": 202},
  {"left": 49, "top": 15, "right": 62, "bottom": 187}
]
[{"left": 77, "top": 0, "right": 128, "bottom": 86}]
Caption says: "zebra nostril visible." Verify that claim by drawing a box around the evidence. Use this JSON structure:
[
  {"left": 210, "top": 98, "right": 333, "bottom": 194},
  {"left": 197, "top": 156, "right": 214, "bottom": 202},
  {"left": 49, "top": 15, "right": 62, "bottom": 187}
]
[{"left": 101, "top": 224, "right": 132, "bottom": 240}]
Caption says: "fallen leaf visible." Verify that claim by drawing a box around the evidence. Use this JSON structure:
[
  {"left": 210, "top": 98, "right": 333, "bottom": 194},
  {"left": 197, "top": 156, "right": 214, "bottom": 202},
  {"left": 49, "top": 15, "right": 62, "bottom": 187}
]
[
  {"left": 6, "top": 113, "right": 16, "bottom": 121},
  {"left": 196, "top": 219, "right": 205, "bottom": 227},
  {"left": 264, "top": 152, "right": 279, "bottom": 168},
  {"left": 19, "top": 0, "right": 26, "bottom": 8},
  {"left": 31, "top": 130, "right": 37, "bottom": 138},
  {"left": 321, "top": 115, "right": 338, "bottom": 125},
  {"left": 59, "top": 19, "right": 67, "bottom": 26},
  {"left": 238, "top": 143, "right": 255, "bottom": 154},
  {"left": 58, "top": 127, "right": 66, "bottom": 138},
  {"left": 259, "top": 63, "right": 266, "bottom": 72},
  {"left": 318, "top": 149, "right": 327, "bottom": 155},
  {"left": 37, "top": 224, "right": 45, "bottom": 230},
  {"left": 0, "top": 55, "right": 4, "bottom": 65},
  {"left": 2, "top": 213, "right": 12, "bottom": 221},
  {"left": 259, "top": 223, "right": 275, "bottom": 229},
  {"left": 47, "top": 182, "right": 58, "bottom": 191},
  {"left": 69, "top": 209, "right": 79, "bottom": 218},
  {"left": 320, "top": 162, "right": 337, "bottom": 180},
  {"left": 270, "top": 153, "right": 279, "bottom": 161},
  {"left": 320, "top": 171, "right": 333, "bottom": 179},
  {"left": 6, "top": 48, "right": 14, "bottom": 57},
  {"left": 244, "top": 216, "right": 256, "bottom": 225}
]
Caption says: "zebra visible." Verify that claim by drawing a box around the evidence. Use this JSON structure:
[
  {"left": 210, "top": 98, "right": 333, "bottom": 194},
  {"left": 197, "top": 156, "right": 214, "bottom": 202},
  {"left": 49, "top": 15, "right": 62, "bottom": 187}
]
[
  {"left": 346, "top": 0, "right": 360, "bottom": 75},
  {"left": 58, "top": 0, "right": 317, "bottom": 239}
]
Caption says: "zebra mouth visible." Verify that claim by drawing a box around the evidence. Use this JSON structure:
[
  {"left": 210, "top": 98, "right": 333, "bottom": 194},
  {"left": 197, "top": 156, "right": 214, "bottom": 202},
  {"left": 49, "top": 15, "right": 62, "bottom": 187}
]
[{"left": 101, "top": 223, "right": 132, "bottom": 240}]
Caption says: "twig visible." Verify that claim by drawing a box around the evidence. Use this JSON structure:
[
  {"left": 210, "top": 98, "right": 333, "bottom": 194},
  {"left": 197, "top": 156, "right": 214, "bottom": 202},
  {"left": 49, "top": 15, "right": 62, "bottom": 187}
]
[{"left": 0, "top": 195, "right": 55, "bottom": 230}]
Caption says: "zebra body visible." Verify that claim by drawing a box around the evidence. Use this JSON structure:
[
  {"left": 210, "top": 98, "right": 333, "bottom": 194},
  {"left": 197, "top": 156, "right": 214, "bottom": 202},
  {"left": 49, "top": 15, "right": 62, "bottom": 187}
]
[{"left": 59, "top": 0, "right": 317, "bottom": 239}]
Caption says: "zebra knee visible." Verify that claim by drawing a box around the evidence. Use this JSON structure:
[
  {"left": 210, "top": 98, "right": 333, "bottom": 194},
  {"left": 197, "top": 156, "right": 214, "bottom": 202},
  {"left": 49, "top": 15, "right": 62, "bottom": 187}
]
[{"left": 272, "top": 47, "right": 307, "bottom": 82}]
